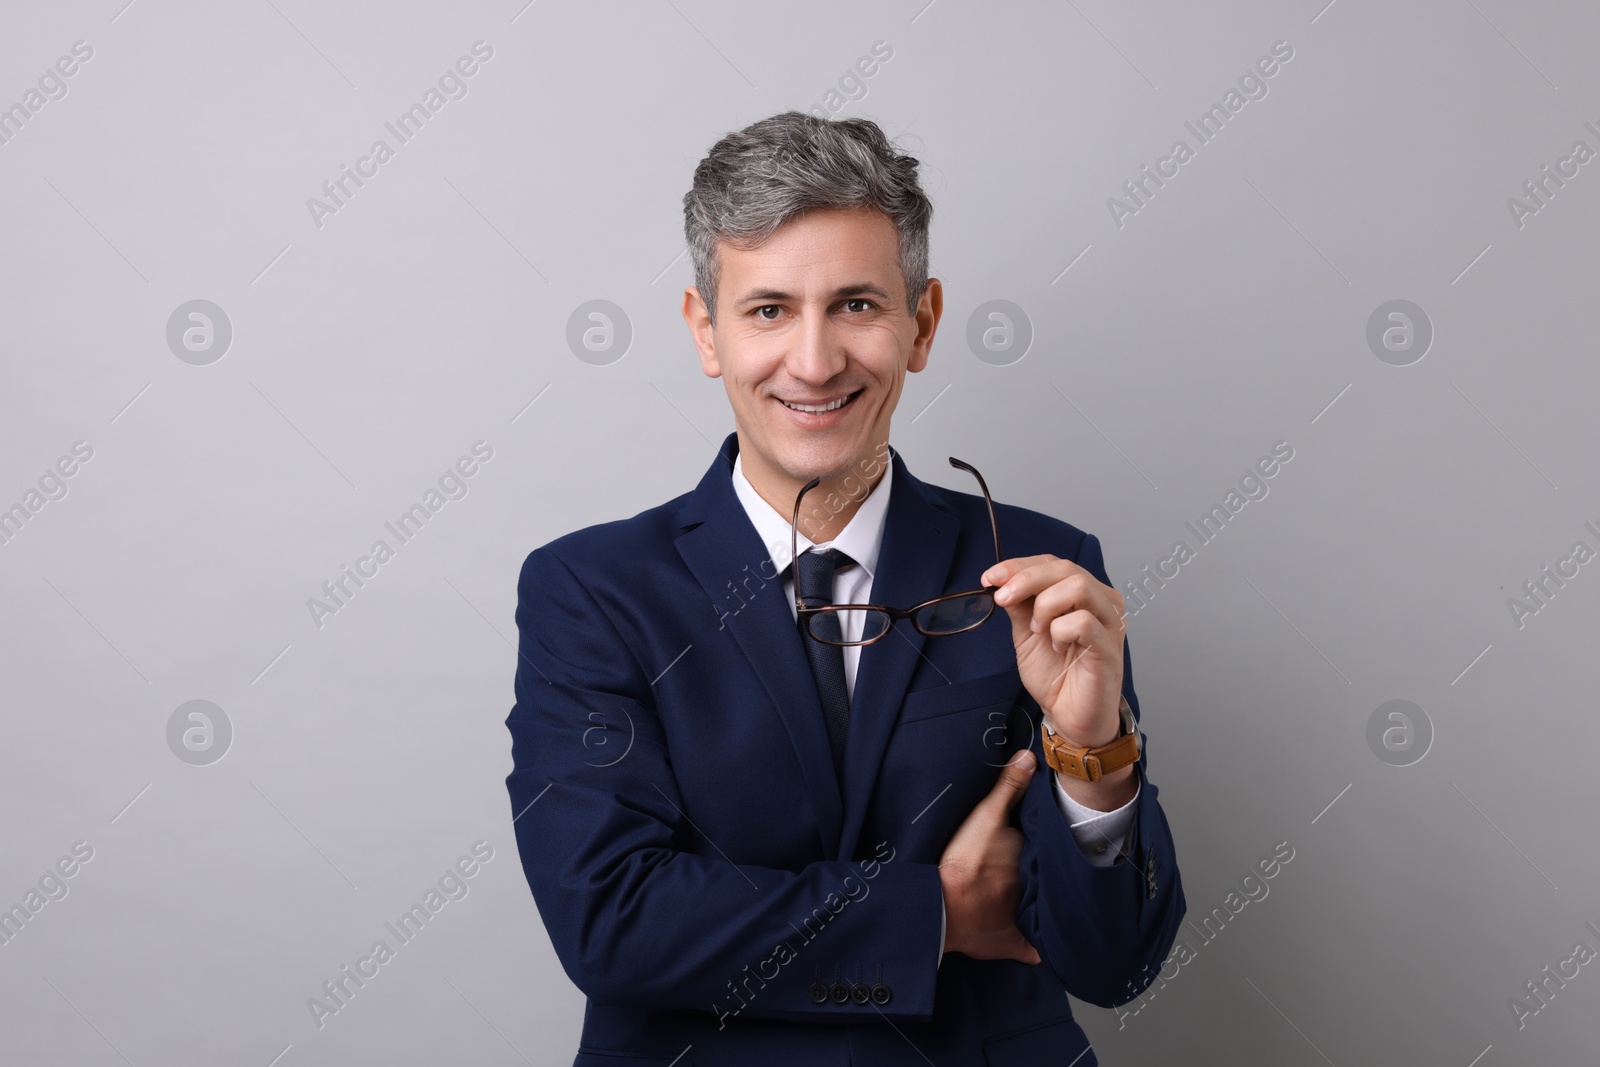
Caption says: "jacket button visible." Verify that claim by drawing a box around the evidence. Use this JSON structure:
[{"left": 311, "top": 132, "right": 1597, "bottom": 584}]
[
  {"left": 829, "top": 982, "right": 850, "bottom": 1004},
  {"left": 850, "top": 982, "right": 870, "bottom": 1005},
  {"left": 807, "top": 982, "right": 828, "bottom": 1004},
  {"left": 870, "top": 983, "right": 892, "bottom": 1005}
]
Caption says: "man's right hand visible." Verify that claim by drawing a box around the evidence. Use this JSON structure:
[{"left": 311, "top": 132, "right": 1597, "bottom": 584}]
[{"left": 937, "top": 748, "right": 1042, "bottom": 965}]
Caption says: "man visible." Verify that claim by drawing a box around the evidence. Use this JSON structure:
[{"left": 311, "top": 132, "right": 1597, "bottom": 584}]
[{"left": 505, "top": 111, "right": 1185, "bottom": 1066}]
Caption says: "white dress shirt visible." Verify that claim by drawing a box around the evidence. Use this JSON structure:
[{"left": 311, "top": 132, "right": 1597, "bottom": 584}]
[{"left": 730, "top": 452, "right": 1141, "bottom": 962}]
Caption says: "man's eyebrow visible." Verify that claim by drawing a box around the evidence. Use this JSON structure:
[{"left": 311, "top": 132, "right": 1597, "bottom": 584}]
[{"left": 733, "top": 282, "right": 897, "bottom": 307}]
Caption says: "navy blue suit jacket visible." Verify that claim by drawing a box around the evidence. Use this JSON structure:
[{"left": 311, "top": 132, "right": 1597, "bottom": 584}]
[{"left": 505, "top": 432, "right": 1185, "bottom": 1066}]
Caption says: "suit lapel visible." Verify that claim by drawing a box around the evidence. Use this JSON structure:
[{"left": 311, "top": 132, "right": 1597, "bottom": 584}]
[
  {"left": 837, "top": 447, "right": 960, "bottom": 859},
  {"left": 672, "top": 435, "right": 964, "bottom": 862},
  {"left": 674, "top": 433, "right": 844, "bottom": 858}
]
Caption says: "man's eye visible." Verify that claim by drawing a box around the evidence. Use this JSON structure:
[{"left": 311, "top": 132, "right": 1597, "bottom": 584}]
[
  {"left": 755, "top": 305, "right": 781, "bottom": 320},
  {"left": 843, "top": 299, "right": 873, "bottom": 313}
]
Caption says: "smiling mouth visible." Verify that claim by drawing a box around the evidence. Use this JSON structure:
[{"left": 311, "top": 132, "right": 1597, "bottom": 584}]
[{"left": 777, "top": 389, "right": 862, "bottom": 414}]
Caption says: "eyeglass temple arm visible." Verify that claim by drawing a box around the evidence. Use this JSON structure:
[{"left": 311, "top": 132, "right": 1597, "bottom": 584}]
[
  {"left": 788, "top": 459, "right": 1000, "bottom": 613},
  {"left": 790, "top": 475, "right": 824, "bottom": 615},
  {"left": 948, "top": 457, "right": 1003, "bottom": 568}
]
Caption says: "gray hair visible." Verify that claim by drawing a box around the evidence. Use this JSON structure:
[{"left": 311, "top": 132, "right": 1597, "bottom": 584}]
[{"left": 682, "top": 110, "right": 933, "bottom": 325}]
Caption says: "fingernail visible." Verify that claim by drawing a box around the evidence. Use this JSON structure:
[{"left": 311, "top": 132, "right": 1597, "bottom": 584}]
[
  {"left": 1029, "top": 617, "right": 1040, "bottom": 633},
  {"left": 1013, "top": 749, "right": 1036, "bottom": 770}
]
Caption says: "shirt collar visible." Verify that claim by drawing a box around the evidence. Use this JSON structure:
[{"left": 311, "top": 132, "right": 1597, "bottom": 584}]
[{"left": 730, "top": 449, "right": 894, "bottom": 581}]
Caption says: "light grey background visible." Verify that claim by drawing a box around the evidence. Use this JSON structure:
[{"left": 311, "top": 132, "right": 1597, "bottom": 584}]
[{"left": 3, "top": 1, "right": 1598, "bottom": 1064}]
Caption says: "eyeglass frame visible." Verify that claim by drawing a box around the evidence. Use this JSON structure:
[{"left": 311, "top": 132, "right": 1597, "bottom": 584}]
[{"left": 790, "top": 455, "right": 1004, "bottom": 647}]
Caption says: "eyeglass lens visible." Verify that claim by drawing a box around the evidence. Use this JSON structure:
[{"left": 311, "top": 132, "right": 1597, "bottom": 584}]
[{"left": 805, "top": 592, "right": 995, "bottom": 646}]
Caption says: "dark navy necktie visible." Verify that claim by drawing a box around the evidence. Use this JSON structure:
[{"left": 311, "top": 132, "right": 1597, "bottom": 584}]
[{"left": 794, "top": 547, "right": 855, "bottom": 781}]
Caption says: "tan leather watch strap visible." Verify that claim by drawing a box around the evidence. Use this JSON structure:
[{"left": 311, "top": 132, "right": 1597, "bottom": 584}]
[{"left": 1041, "top": 697, "right": 1139, "bottom": 782}]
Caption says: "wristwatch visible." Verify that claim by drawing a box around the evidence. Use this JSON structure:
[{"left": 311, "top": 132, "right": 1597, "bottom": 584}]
[{"left": 1040, "top": 696, "right": 1139, "bottom": 782}]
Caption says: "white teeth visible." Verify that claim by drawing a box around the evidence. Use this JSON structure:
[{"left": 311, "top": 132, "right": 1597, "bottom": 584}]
[{"left": 781, "top": 392, "right": 854, "bottom": 413}]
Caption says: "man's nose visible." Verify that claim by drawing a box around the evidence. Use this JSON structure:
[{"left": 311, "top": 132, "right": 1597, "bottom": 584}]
[{"left": 787, "top": 309, "right": 848, "bottom": 385}]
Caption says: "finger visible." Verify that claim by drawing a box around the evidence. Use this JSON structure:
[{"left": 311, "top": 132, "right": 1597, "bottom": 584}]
[
  {"left": 997, "top": 928, "right": 1042, "bottom": 965},
  {"left": 989, "top": 560, "right": 1099, "bottom": 637},
  {"left": 989, "top": 557, "right": 1083, "bottom": 609},
  {"left": 1046, "top": 640, "right": 1089, "bottom": 684},
  {"left": 1045, "top": 608, "right": 1114, "bottom": 661},
  {"left": 982, "top": 554, "right": 1060, "bottom": 587},
  {"left": 975, "top": 748, "right": 1036, "bottom": 821},
  {"left": 985, "top": 558, "right": 1080, "bottom": 642},
  {"left": 1030, "top": 573, "right": 1125, "bottom": 639}
]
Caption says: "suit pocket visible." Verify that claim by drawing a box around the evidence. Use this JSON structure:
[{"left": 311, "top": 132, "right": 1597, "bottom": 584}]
[
  {"left": 899, "top": 667, "right": 1021, "bottom": 723},
  {"left": 574, "top": 1049, "right": 694, "bottom": 1067},
  {"left": 982, "top": 1014, "right": 1094, "bottom": 1065}
]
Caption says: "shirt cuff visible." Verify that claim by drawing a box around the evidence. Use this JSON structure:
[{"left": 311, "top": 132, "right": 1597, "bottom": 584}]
[{"left": 1050, "top": 769, "right": 1141, "bottom": 867}]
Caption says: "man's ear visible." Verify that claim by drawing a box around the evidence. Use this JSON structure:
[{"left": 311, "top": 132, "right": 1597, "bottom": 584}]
[
  {"left": 682, "top": 286, "right": 721, "bottom": 377},
  {"left": 907, "top": 276, "right": 943, "bottom": 374}
]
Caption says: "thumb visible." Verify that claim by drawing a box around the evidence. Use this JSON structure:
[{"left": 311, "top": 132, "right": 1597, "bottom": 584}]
[
  {"left": 994, "top": 595, "right": 1037, "bottom": 648},
  {"left": 980, "top": 748, "right": 1036, "bottom": 817}
]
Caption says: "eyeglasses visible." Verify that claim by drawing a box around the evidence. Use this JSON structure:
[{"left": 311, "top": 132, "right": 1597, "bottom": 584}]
[{"left": 791, "top": 456, "right": 1004, "bottom": 647}]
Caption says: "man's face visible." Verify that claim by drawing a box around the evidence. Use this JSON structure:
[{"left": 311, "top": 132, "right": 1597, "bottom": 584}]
[{"left": 684, "top": 206, "right": 940, "bottom": 493}]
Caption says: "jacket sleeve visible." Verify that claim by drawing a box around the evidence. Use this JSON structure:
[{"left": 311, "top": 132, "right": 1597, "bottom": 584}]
[
  {"left": 504, "top": 547, "right": 946, "bottom": 1023},
  {"left": 1011, "top": 531, "right": 1186, "bottom": 1008}
]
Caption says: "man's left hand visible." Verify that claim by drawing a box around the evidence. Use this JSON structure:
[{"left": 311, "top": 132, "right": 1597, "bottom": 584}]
[{"left": 981, "top": 554, "right": 1127, "bottom": 754}]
